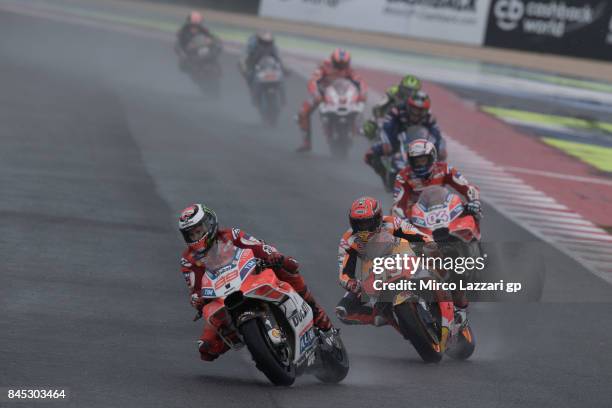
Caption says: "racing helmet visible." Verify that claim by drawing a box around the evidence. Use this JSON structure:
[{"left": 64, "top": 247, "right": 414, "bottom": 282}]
[
  {"left": 407, "top": 139, "right": 437, "bottom": 179},
  {"left": 407, "top": 90, "right": 431, "bottom": 123},
  {"left": 331, "top": 48, "right": 351, "bottom": 70},
  {"left": 349, "top": 197, "right": 383, "bottom": 241},
  {"left": 178, "top": 204, "right": 218, "bottom": 254},
  {"left": 256, "top": 30, "right": 274, "bottom": 45},
  {"left": 187, "top": 11, "right": 203, "bottom": 25},
  {"left": 398, "top": 74, "right": 422, "bottom": 100}
]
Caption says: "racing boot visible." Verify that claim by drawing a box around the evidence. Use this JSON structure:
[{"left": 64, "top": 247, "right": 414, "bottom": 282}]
[
  {"left": 335, "top": 292, "right": 376, "bottom": 326},
  {"left": 296, "top": 130, "right": 312, "bottom": 152},
  {"left": 295, "top": 108, "right": 313, "bottom": 152},
  {"left": 276, "top": 257, "right": 331, "bottom": 330},
  {"left": 300, "top": 290, "right": 332, "bottom": 330}
]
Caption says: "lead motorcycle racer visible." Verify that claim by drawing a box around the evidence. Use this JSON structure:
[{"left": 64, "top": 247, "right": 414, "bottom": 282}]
[
  {"left": 178, "top": 204, "right": 333, "bottom": 361},
  {"left": 296, "top": 48, "right": 367, "bottom": 152}
]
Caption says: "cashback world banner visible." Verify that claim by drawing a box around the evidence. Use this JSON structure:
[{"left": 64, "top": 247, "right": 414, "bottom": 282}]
[
  {"left": 259, "top": 0, "right": 493, "bottom": 46},
  {"left": 484, "top": 0, "right": 612, "bottom": 61}
]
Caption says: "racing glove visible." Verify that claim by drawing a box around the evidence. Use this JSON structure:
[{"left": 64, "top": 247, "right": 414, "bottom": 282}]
[
  {"left": 266, "top": 252, "right": 285, "bottom": 268},
  {"left": 190, "top": 293, "right": 205, "bottom": 310},
  {"left": 465, "top": 200, "right": 482, "bottom": 219},
  {"left": 265, "top": 253, "right": 300, "bottom": 274},
  {"left": 362, "top": 120, "right": 378, "bottom": 141}
]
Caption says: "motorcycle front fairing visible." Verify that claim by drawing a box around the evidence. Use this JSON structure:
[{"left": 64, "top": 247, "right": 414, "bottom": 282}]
[
  {"left": 318, "top": 79, "right": 364, "bottom": 118},
  {"left": 411, "top": 186, "right": 479, "bottom": 242},
  {"left": 199, "top": 241, "right": 318, "bottom": 365},
  {"left": 254, "top": 56, "right": 284, "bottom": 85}
]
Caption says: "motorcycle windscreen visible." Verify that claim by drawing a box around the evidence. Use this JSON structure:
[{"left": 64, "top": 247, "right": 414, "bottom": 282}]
[
  {"left": 416, "top": 186, "right": 452, "bottom": 212},
  {"left": 186, "top": 34, "right": 211, "bottom": 53},
  {"left": 356, "top": 231, "right": 421, "bottom": 300},
  {"left": 203, "top": 240, "right": 240, "bottom": 279},
  {"left": 256, "top": 55, "right": 281, "bottom": 71},
  {"left": 401, "top": 125, "right": 434, "bottom": 145}
]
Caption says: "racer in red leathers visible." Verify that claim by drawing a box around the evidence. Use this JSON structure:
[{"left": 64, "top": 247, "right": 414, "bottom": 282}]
[
  {"left": 296, "top": 48, "right": 367, "bottom": 152},
  {"left": 392, "top": 139, "right": 481, "bottom": 222},
  {"left": 391, "top": 140, "right": 481, "bottom": 320},
  {"left": 336, "top": 197, "right": 431, "bottom": 326},
  {"left": 178, "top": 204, "right": 332, "bottom": 361}
]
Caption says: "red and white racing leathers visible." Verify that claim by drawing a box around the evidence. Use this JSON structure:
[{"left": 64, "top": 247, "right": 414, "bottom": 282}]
[
  {"left": 392, "top": 162, "right": 480, "bottom": 220},
  {"left": 180, "top": 227, "right": 330, "bottom": 361},
  {"left": 297, "top": 60, "right": 367, "bottom": 144}
]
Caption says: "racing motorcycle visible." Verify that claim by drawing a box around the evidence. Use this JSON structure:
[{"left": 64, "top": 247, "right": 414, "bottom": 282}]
[
  {"left": 179, "top": 34, "right": 222, "bottom": 93},
  {"left": 197, "top": 239, "right": 349, "bottom": 386},
  {"left": 318, "top": 78, "right": 364, "bottom": 158},
  {"left": 409, "top": 187, "right": 547, "bottom": 302},
  {"left": 409, "top": 185, "right": 483, "bottom": 285},
  {"left": 376, "top": 125, "right": 444, "bottom": 192},
  {"left": 250, "top": 56, "right": 285, "bottom": 126},
  {"left": 358, "top": 232, "right": 475, "bottom": 362}
]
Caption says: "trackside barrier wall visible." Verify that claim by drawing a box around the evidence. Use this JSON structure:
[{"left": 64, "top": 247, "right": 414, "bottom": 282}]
[
  {"left": 144, "top": 0, "right": 260, "bottom": 14},
  {"left": 484, "top": 0, "right": 612, "bottom": 61},
  {"left": 258, "top": 0, "right": 612, "bottom": 61},
  {"left": 259, "top": 0, "right": 492, "bottom": 46}
]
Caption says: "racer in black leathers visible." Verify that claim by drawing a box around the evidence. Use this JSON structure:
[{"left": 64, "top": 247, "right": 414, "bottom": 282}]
[
  {"left": 364, "top": 90, "right": 446, "bottom": 189},
  {"left": 175, "top": 11, "right": 222, "bottom": 70},
  {"left": 240, "top": 31, "right": 286, "bottom": 103}
]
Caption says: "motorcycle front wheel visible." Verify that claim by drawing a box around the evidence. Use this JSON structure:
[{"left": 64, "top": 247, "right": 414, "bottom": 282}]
[
  {"left": 394, "top": 302, "right": 443, "bottom": 363},
  {"left": 446, "top": 325, "right": 476, "bottom": 360},
  {"left": 314, "top": 330, "right": 349, "bottom": 383},
  {"left": 239, "top": 318, "right": 296, "bottom": 386}
]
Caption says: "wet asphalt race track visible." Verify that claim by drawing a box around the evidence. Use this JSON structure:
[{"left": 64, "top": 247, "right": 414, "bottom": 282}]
[{"left": 1, "top": 8, "right": 612, "bottom": 408}]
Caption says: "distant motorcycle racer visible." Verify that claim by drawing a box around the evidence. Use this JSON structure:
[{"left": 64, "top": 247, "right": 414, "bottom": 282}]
[
  {"left": 174, "top": 11, "right": 221, "bottom": 69},
  {"left": 241, "top": 31, "right": 284, "bottom": 84},
  {"left": 362, "top": 74, "right": 422, "bottom": 141},
  {"left": 296, "top": 48, "right": 367, "bottom": 152}
]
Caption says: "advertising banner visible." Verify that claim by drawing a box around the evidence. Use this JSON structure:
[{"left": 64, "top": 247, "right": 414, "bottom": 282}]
[
  {"left": 484, "top": 0, "right": 612, "bottom": 61},
  {"left": 259, "top": 0, "right": 493, "bottom": 46}
]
